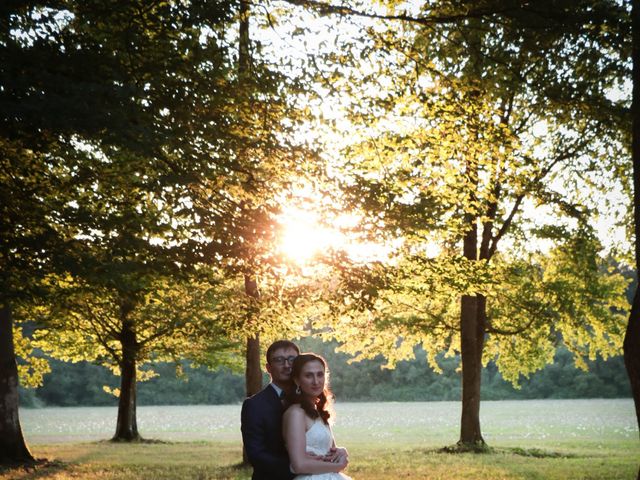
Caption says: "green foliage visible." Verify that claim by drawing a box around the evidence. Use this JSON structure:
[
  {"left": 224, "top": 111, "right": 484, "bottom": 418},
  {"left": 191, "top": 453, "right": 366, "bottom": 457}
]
[
  {"left": 0, "top": 5, "right": 302, "bottom": 438},
  {"left": 298, "top": 338, "right": 631, "bottom": 402},
  {"left": 19, "top": 358, "right": 245, "bottom": 407},
  {"left": 294, "top": 0, "right": 632, "bottom": 394},
  {"left": 31, "top": 272, "right": 242, "bottom": 374},
  {"left": 20, "top": 340, "right": 631, "bottom": 407},
  {"left": 26, "top": 359, "right": 118, "bottom": 407},
  {"left": 13, "top": 325, "right": 50, "bottom": 388},
  {"left": 484, "top": 230, "right": 629, "bottom": 383},
  {"left": 2, "top": 1, "right": 633, "bottom": 436},
  {"left": 137, "top": 363, "right": 245, "bottom": 405},
  {"left": 1, "top": 8, "right": 332, "bottom": 441}
]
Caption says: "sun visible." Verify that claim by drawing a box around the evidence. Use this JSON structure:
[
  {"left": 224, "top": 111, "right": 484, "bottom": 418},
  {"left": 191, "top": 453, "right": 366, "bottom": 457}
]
[
  {"left": 278, "top": 206, "right": 344, "bottom": 264},
  {"left": 276, "top": 181, "right": 410, "bottom": 267},
  {"left": 277, "top": 193, "right": 397, "bottom": 266}
]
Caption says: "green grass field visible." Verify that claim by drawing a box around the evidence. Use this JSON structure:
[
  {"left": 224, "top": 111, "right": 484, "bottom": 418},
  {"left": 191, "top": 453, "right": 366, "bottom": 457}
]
[{"left": 2, "top": 400, "right": 638, "bottom": 479}]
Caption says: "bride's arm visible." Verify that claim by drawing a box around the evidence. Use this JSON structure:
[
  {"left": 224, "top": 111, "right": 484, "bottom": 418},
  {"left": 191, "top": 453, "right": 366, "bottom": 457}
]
[
  {"left": 283, "top": 406, "right": 347, "bottom": 475},
  {"left": 324, "top": 427, "right": 349, "bottom": 465}
]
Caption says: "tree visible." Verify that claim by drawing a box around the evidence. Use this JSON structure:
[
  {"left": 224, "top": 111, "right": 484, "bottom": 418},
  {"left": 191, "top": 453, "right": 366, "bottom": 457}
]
[
  {"left": 2, "top": 0, "right": 322, "bottom": 447},
  {"left": 34, "top": 271, "right": 239, "bottom": 440},
  {"left": 0, "top": 0, "right": 252, "bottom": 442},
  {"left": 0, "top": 4, "right": 80, "bottom": 460},
  {"left": 298, "top": 0, "right": 630, "bottom": 448},
  {"left": 184, "top": 0, "right": 325, "bottom": 404},
  {"left": 624, "top": 0, "right": 640, "bottom": 475},
  {"left": 238, "top": 0, "right": 263, "bottom": 401}
]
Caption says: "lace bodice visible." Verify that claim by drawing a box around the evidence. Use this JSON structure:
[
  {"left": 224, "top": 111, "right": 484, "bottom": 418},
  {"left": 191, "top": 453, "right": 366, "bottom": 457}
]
[{"left": 305, "top": 419, "right": 333, "bottom": 456}]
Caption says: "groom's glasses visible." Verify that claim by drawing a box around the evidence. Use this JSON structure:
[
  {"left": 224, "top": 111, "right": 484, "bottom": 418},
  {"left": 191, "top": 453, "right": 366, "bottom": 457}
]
[{"left": 270, "top": 355, "right": 297, "bottom": 365}]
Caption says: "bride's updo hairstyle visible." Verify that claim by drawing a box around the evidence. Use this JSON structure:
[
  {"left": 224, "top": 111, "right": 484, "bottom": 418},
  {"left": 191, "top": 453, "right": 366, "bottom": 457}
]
[{"left": 289, "top": 353, "right": 334, "bottom": 425}]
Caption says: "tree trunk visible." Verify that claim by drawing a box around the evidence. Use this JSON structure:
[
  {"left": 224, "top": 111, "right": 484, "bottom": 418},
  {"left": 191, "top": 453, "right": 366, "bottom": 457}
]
[
  {"left": 238, "top": 1, "right": 261, "bottom": 463},
  {"left": 457, "top": 149, "right": 486, "bottom": 448},
  {"left": 0, "top": 305, "right": 35, "bottom": 465},
  {"left": 239, "top": 0, "right": 250, "bottom": 72},
  {"left": 245, "top": 335, "right": 262, "bottom": 396},
  {"left": 243, "top": 274, "right": 262, "bottom": 465},
  {"left": 237, "top": 0, "right": 262, "bottom": 399},
  {"left": 624, "top": 290, "right": 640, "bottom": 431},
  {"left": 459, "top": 293, "right": 484, "bottom": 447},
  {"left": 244, "top": 275, "right": 263, "bottom": 397},
  {"left": 112, "top": 318, "right": 140, "bottom": 442},
  {"left": 243, "top": 335, "right": 261, "bottom": 465},
  {"left": 624, "top": 3, "right": 640, "bottom": 479}
]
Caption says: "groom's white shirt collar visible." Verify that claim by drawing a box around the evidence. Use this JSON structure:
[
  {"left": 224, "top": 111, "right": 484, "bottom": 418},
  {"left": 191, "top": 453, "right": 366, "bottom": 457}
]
[{"left": 269, "top": 383, "right": 283, "bottom": 397}]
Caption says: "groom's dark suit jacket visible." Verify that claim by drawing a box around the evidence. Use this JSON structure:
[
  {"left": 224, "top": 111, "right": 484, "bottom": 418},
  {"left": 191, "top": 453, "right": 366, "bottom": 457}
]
[{"left": 241, "top": 385, "right": 296, "bottom": 480}]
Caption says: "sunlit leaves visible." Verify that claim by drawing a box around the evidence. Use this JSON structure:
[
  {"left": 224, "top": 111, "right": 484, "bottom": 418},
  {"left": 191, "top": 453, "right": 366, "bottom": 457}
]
[
  {"left": 31, "top": 270, "right": 241, "bottom": 375},
  {"left": 13, "top": 326, "right": 51, "bottom": 388},
  {"left": 292, "top": 0, "right": 631, "bottom": 388},
  {"left": 1, "top": 0, "right": 255, "bottom": 392},
  {"left": 483, "top": 227, "right": 628, "bottom": 384},
  {"left": 2, "top": 0, "right": 632, "bottom": 404}
]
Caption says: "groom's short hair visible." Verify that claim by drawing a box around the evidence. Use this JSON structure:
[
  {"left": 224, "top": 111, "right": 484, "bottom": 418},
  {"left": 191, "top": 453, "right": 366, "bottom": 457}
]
[{"left": 266, "top": 340, "right": 300, "bottom": 364}]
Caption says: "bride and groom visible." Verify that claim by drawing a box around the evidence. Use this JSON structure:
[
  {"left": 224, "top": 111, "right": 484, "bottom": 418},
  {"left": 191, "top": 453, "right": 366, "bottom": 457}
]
[{"left": 240, "top": 340, "right": 352, "bottom": 480}]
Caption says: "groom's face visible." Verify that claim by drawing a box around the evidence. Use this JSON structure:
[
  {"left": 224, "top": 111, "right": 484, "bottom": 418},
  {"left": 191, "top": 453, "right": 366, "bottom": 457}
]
[{"left": 266, "top": 347, "right": 298, "bottom": 388}]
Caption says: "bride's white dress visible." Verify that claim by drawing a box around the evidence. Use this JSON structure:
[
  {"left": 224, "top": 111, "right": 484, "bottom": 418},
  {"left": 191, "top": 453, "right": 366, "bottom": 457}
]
[{"left": 294, "top": 419, "right": 352, "bottom": 480}]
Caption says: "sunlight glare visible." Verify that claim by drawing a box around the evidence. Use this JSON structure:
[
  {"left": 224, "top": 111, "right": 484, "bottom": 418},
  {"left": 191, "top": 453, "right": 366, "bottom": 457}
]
[
  {"left": 278, "top": 196, "right": 395, "bottom": 267},
  {"left": 279, "top": 207, "right": 343, "bottom": 263}
]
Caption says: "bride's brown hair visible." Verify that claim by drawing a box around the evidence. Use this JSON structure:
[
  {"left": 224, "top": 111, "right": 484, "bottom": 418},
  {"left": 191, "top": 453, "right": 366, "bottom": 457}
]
[{"left": 289, "top": 353, "right": 334, "bottom": 425}]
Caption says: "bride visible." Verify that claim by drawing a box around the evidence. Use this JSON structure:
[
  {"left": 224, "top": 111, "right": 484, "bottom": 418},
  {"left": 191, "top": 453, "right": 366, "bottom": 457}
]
[{"left": 283, "top": 353, "right": 352, "bottom": 480}]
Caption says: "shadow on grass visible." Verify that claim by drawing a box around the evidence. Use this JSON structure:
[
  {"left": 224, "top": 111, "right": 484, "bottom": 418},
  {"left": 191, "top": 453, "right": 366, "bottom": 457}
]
[
  {"left": 0, "top": 459, "right": 67, "bottom": 479},
  {"left": 2, "top": 459, "right": 254, "bottom": 480},
  {"left": 417, "top": 445, "right": 579, "bottom": 459},
  {"left": 497, "top": 447, "right": 578, "bottom": 459},
  {"left": 104, "top": 437, "right": 174, "bottom": 444}
]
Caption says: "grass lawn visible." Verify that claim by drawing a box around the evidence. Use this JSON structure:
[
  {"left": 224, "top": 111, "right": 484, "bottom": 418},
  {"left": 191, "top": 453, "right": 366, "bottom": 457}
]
[
  {"left": 1, "top": 439, "right": 637, "bottom": 480},
  {"left": 2, "top": 400, "right": 638, "bottom": 479}
]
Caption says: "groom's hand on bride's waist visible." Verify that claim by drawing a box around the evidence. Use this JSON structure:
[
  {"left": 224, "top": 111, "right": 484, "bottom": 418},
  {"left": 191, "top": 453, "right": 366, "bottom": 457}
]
[{"left": 322, "top": 447, "right": 349, "bottom": 466}]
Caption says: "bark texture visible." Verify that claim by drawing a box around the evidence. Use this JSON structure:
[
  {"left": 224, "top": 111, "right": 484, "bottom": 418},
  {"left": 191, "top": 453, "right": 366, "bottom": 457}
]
[
  {"left": 0, "top": 306, "right": 35, "bottom": 464},
  {"left": 245, "top": 335, "right": 262, "bottom": 397}
]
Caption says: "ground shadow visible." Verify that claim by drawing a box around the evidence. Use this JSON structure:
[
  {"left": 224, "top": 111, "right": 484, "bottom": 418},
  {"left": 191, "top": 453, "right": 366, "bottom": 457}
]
[
  {"left": 102, "top": 437, "right": 174, "bottom": 444},
  {"left": 0, "top": 459, "right": 67, "bottom": 479},
  {"left": 496, "top": 447, "right": 578, "bottom": 459},
  {"left": 416, "top": 445, "right": 581, "bottom": 459}
]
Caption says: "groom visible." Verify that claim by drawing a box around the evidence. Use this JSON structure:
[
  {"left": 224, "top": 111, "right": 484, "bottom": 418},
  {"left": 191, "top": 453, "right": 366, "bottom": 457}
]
[{"left": 241, "top": 339, "right": 300, "bottom": 480}]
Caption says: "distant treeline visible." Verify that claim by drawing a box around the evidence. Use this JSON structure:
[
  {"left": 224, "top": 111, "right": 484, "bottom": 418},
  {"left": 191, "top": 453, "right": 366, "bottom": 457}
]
[{"left": 19, "top": 337, "right": 630, "bottom": 407}]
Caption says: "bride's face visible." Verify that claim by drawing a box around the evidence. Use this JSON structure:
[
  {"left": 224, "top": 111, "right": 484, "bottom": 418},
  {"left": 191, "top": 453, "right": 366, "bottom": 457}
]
[{"left": 295, "top": 360, "right": 325, "bottom": 398}]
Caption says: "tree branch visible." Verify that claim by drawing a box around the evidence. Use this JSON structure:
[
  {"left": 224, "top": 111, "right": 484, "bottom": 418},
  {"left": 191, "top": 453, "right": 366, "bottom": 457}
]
[
  {"left": 276, "top": 0, "right": 523, "bottom": 26},
  {"left": 485, "top": 292, "right": 546, "bottom": 336},
  {"left": 487, "top": 193, "right": 524, "bottom": 259},
  {"left": 395, "top": 300, "right": 457, "bottom": 332},
  {"left": 487, "top": 137, "right": 591, "bottom": 258}
]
